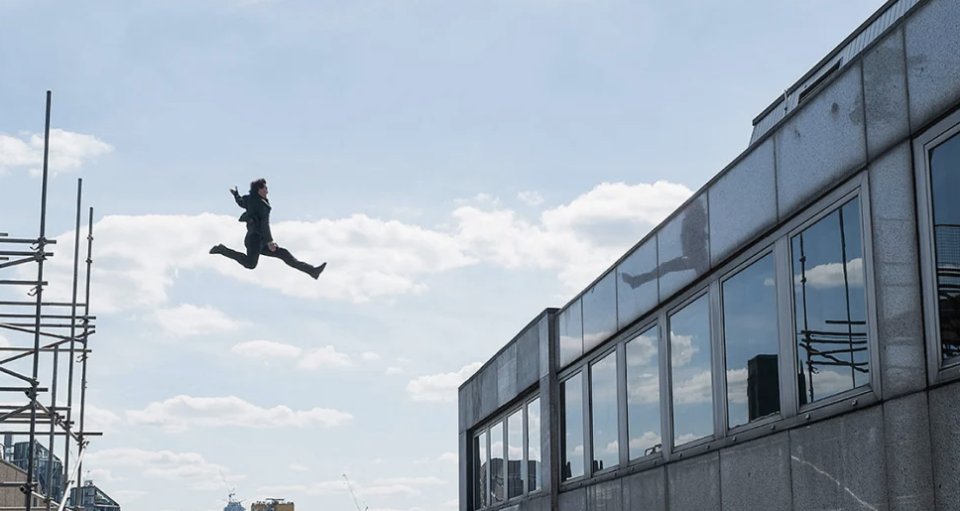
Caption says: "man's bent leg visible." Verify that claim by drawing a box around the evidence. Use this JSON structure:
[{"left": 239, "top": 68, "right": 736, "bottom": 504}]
[
  {"left": 261, "top": 245, "right": 322, "bottom": 277},
  {"left": 210, "top": 233, "right": 261, "bottom": 269}
]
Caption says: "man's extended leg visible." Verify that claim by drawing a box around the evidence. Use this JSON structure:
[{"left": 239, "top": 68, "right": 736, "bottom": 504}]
[
  {"left": 210, "top": 233, "right": 262, "bottom": 269},
  {"left": 261, "top": 244, "right": 326, "bottom": 279}
]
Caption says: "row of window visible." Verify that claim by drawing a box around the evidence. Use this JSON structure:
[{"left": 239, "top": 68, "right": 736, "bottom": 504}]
[
  {"left": 559, "top": 184, "right": 874, "bottom": 482},
  {"left": 472, "top": 396, "right": 542, "bottom": 509}
]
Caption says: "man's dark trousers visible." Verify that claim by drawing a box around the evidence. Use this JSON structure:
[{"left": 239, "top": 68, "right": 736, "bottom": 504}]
[{"left": 218, "top": 232, "right": 316, "bottom": 276}]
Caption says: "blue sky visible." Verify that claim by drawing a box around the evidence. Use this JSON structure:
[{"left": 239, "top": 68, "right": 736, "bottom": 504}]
[{"left": 0, "top": 0, "right": 886, "bottom": 509}]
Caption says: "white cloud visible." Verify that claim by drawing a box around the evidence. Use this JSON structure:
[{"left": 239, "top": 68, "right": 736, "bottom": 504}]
[
  {"left": 125, "top": 395, "right": 353, "bottom": 432},
  {"left": 361, "top": 351, "right": 381, "bottom": 361},
  {"left": 672, "top": 370, "right": 714, "bottom": 405},
  {"left": 676, "top": 433, "right": 702, "bottom": 445},
  {"left": 629, "top": 431, "right": 662, "bottom": 453},
  {"left": 153, "top": 304, "right": 248, "bottom": 336},
  {"left": 406, "top": 362, "right": 482, "bottom": 402},
  {"left": 726, "top": 368, "right": 749, "bottom": 404},
  {"left": 231, "top": 341, "right": 355, "bottom": 370},
  {"left": 670, "top": 333, "right": 699, "bottom": 367},
  {"left": 0, "top": 128, "right": 113, "bottom": 177},
  {"left": 85, "top": 404, "right": 122, "bottom": 433},
  {"left": 288, "top": 463, "right": 309, "bottom": 472},
  {"left": 232, "top": 340, "right": 302, "bottom": 359},
  {"left": 767, "top": 258, "right": 865, "bottom": 289},
  {"left": 437, "top": 452, "right": 457, "bottom": 464},
  {"left": 385, "top": 366, "right": 405, "bottom": 376},
  {"left": 84, "top": 448, "right": 241, "bottom": 491},
  {"left": 299, "top": 345, "right": 354, "bottom": 369},
  {"left": 797, "top": 258, "right": 864, "bottom": 289},
  {"left": 517, "top": 191, "right": 544, "bottom": 206}
]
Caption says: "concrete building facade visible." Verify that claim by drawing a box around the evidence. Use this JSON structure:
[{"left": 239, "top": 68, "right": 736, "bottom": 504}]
[{"left": 457, "top": 0, "right": 960, "bottom": 509}]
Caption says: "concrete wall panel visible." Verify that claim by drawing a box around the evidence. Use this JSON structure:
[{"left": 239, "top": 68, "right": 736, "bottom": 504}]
[
  {"left": 498, "top": 343, "right": 519, "bottom": 408},
  {"left": 863, "top": 27, "right": 910, "bottom": 159},
  {"left": 479, "top": 362, "right": 500, "bottom": 420},
  {"left": 539, "top": 314, "right": 551, "bottom": 378},
  {"left": 708, "top": 139, "right": 778, "bottom": 266},
  {"left": 657, "top": 193, "right": 710, "bottom": 300},
  {"left": 719, "top": 433, "right": 792, "bottom": 511},
  {"left": 517, "top": 325, "right": 541, "bottom": 393},
  {"left": 789, "top": 406, "right": 888, "bottom": 511},
  {"left": 623, "top": 467, "right": 667, "bottom": 511},
  {"left": 904, "top": 0, "right": 960, "bottom": 130},
  {"left": 617, "top": 238, "right": 659, "bottom": 330},
  {"left": 587, "top": 478, "right": 622, "bottom": 511},
  {"left": 667, "top": 452, "right": 721, "bottom": 511},
  {"left": 883, "top": 393, "right": 935, "bottom": 511},
  {"left": 776, "top": 63, "right": 867, "bottom": 219},
  {"left": 869, "top": 142, "right": 927, "bottom": 398},
  {"left": 558, "top": 487, "right": 585, "bottom": 511},
  {"left": 519, "top": 495, "right": 550, "bottom": 511},
  {"left": 929, "top": 381, "right": 960, "bottom": 511}
]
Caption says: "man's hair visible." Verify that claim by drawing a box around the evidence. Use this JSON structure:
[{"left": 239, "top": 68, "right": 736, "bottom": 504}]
[{"left": 249, "top": 178, "right": 267, "bottom": 195}]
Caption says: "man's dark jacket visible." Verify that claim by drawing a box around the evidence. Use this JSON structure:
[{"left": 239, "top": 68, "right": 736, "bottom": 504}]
[{"left": 233, "top": 192, "right": 274, "bottom": 243}]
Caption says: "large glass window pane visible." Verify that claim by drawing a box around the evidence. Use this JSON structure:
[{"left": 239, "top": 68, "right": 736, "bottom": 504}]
[
  {"left": 527, "top": 398, "right": 542, "bottom": 492},
  {"left": 618, "top": 240, "right": 659, "bottom": 329},
  {"left": 929, "top": 133, "right": 960, "bottom": 362},
  {"left": 583, "top": 272, "right": 617, "bottom": 353},
  {"left": 473, "top": 432, "right": 487, "bottom": 509},
  {"left": 559, "top": 301, "right": 584, "bottom": 368},
  {"left": 507, "top": 410, "right": 523, "bottom": 499},
  {"left": 590, "top": 351, "right": 619, "bottom": 472},
  {"left": 723, "top": 253, "right": 780, "bottom": 429},
  {"left": 560, "top": 373, "right": 584, "bottom": 481},
  {"left": 669, "top": 294, "right": 713, "bottom": 448},
  {"left": 489, "top": 421, "right": 504, "bottom": 504},
  {"left": 792, "top": 197, "right": 869, "bottom": 405},
  {"left": 627, "top": 325, "right": 661, "bottom": 459}
]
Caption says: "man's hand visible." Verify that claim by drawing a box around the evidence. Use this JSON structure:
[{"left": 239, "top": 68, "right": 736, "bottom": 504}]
[
  {"left": 230, "top": 186, "right": 238, "bottom": 196},
  {"left": 268, "top": 241, "right": 277, "bottom": 252}
]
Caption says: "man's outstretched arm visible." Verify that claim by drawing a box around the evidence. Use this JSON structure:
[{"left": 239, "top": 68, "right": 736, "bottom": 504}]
[{"left": 230, "top": 187, "right": 246, "bottom": 208}]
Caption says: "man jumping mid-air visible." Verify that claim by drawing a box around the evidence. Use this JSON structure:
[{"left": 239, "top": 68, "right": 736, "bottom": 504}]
[{"left": 210, "top": 178, "right": 327, "bottom": 279}]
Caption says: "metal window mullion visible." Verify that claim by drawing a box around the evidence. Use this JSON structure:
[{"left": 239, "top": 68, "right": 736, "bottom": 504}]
[
  {"left": 485, "top": 429, "right": 491, "bottom": 508},
  {"left": 659, "top": 309, "right": 674, "bottom": 462},
  {"left": 617, "top": 340, "right": 628, "bottom": 468},
  {"left": 914, "top": 135, "right": 944, "bottom": 386},
  {"left": 583, "top": 365, "right": 593, "bottom": 478},
  {"left": 776, "top": 236, "right": 800, "bottom": 419},
  {"left": 710, "top": 280, "right": 726, "bottom": 439},
  {"left": 858, "top": 177, "right": 883, "bottom": 400},
  {"left": 522, "top": 401, "right": 528, "bottom": 496}
]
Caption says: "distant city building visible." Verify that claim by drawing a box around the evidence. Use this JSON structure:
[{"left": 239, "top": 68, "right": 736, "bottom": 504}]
[
  {"left": 5, "top": 438, "right": 64, "bottom": 502},
  {"left": 67, "top": 480, "right": 121, "bottom": 511},
  {"left": 251, "top": 498, "right": 294, "bottom": 511},
  {"left": 223, "top": 491, "right": 245, "bottom": 511}
]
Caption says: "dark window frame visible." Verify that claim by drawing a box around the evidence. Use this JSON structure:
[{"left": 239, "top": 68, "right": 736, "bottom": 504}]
[{"left": 914, "top": 110, "right": 960, "bottom": 385}]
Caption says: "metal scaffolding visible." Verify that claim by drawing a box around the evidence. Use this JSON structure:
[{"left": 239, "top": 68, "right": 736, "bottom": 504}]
[{"left": 0, "top": 91, "right": 102, "bottom": 510}]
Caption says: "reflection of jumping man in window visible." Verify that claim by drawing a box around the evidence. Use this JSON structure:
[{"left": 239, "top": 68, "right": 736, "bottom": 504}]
[{"left": 621, "top": 199, "right": 708, "bottom": 289}]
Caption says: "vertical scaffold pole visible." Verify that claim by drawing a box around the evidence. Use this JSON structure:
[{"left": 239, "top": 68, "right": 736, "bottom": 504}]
[
  {"left": 26, "top": 89, "right": 53, "bottom": 511},
  {"left": 75, "top": 206, "right": 93, "bottom": 500},
  {"left": 62, "top": 179, "right": 81, "bottom": 508}
]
